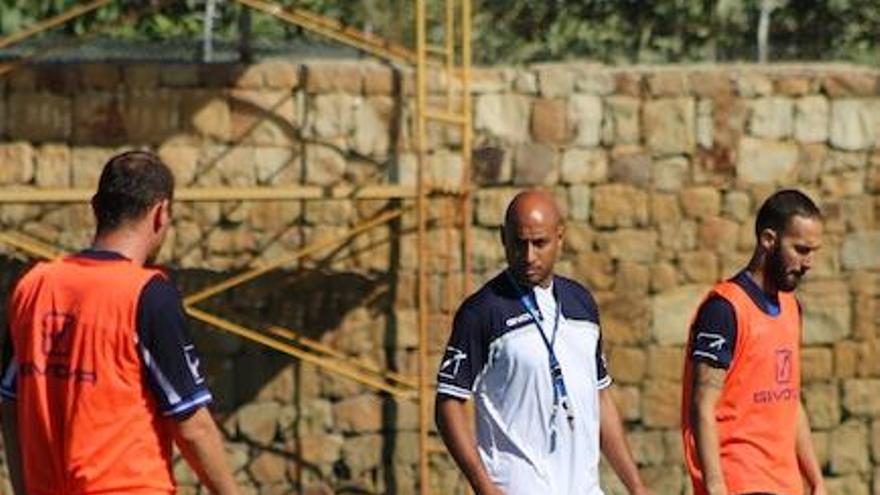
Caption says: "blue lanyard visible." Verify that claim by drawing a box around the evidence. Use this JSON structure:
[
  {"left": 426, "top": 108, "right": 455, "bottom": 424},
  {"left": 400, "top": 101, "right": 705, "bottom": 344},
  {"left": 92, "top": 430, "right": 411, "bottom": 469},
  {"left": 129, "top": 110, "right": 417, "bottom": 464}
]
[{"left": 506, "top": 272, "right": 575, "bottom": 438}]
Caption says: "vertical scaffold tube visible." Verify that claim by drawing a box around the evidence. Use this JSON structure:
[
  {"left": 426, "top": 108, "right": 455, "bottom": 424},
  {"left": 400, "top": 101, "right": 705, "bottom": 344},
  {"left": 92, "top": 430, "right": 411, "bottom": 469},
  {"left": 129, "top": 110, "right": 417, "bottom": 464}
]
[
  {"left": 461, "top": 0, "right": 474, "bottom": 297},
  {"left": 415, "top": 0, "right": 431, "bottom": 494}
]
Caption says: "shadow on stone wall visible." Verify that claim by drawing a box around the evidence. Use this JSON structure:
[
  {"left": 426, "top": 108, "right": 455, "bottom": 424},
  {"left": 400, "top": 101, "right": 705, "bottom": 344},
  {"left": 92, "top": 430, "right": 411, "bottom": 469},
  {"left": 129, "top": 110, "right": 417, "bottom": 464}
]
[
  {"left": 178, "top": 258, "right": 410, "bottom": 492},
  {"left": 0, "top": 252, "right": 413, "bottom": 493},
  {"left": 0, "top": 58, "right": 450, "bottom": 493}
]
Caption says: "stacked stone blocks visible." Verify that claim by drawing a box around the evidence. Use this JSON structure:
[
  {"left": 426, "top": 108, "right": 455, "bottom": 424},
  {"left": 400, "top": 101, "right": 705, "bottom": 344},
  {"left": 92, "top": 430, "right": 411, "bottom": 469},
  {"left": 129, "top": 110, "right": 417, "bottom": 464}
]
[{"left": 0, "top": 61, "right": 879, "bottom": 494}]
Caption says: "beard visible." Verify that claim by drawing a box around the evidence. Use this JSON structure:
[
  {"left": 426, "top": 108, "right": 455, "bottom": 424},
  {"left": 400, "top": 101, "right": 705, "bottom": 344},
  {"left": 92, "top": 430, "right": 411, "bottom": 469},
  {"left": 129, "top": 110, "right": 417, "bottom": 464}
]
[
  {"left": 509, "top": 265, "right": 547, "bottom": 288},
  {"left": 768, "top": 245, "right": 802, "bottom": 292}
]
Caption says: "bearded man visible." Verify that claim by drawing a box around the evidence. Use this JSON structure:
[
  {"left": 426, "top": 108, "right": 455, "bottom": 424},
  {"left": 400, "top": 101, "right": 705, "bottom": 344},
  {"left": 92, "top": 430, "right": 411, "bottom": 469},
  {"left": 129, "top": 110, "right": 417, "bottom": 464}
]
[{"left": 681, "top": 189, "right": 826, "bottom": 495}]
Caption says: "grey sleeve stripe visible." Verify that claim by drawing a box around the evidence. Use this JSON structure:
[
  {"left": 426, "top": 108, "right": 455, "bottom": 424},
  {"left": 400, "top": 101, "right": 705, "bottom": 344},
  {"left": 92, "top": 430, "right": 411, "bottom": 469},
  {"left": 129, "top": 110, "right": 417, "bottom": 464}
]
[
  {"left": 693, "top": 350, "right": 720, "bottom": 362},
  {"left": 140, "top": 345, "right": 182, "bottom": 405},
  {"left": 163, "top": 390, "right": 213, "bottom": 416},
  {"left": 437, "top": 383, "right": 472, "bottom": 399}
]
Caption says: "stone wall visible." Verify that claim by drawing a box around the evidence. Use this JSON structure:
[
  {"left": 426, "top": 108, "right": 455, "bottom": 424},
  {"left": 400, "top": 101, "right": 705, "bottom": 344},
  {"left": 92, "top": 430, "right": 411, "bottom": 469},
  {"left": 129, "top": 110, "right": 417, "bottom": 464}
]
[{"left": 1, "top": 60, "right": 879, "bottom": 494}]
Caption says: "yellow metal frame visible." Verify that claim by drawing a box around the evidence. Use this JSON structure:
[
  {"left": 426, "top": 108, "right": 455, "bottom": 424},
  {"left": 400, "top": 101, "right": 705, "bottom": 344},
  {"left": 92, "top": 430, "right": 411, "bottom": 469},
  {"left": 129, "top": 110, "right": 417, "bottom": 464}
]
[
  {"left": 235, "top": 0, "right": 417, "bottom": 65},
  {"left": 0, "top": 0, "right": 113, "bottom": 50},
  {"left": 0, "top": 185, "right": 429, "bottom": 203},
  {"left": 183, "top": 207, "right": 408, "bottom": 306},
  {"left": 0, "top": 1, "right": 473, "bottom": 494},
  {"left": 0, "top": 0, "right": 177, "bottom": 78}
]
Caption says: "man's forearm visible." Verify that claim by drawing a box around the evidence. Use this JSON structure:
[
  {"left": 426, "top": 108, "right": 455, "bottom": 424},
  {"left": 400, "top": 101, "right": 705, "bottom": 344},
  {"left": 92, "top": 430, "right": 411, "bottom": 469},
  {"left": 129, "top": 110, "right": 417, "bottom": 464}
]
[
  {"left": 171, "top": 407, "right": 239, "bottom": 495},
  {"left": 0, "top": 401, "right": 25, "bottom": 495},
  {"left": 691, "top": 363, "right": 728, "bottom": 495},
  {"left": 796, "top": 404, "right": 824, "bottom": 491},
  {"left": 436, "top": 396, "right": 500, "bottom": 495},
  {"left": 598, "top": 389, "right": 648, "bottom": 495},
  {"left": 693, "top": 406, "right": 726, "bottom": 495}
]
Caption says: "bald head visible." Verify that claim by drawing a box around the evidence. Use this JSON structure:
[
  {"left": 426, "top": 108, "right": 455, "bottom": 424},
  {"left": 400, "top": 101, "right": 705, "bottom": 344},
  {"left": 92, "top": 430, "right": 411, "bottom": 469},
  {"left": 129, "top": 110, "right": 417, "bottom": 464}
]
[
  {"left": 502, "top": 190, "right": 564, "bottom": 288},
  {"left": 504, "top": 190, "right": 563, "bottom": 232}
]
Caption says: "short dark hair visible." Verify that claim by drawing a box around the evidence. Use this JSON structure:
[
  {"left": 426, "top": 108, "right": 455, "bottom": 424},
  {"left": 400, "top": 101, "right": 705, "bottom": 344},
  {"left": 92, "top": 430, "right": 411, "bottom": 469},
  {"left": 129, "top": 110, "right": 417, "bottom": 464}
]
[
  {"left": 754, "top": 189, "right": 821, "bottom": 238},
  {"left": 92, "top": 151, "right": 174, "bottom": 234}
]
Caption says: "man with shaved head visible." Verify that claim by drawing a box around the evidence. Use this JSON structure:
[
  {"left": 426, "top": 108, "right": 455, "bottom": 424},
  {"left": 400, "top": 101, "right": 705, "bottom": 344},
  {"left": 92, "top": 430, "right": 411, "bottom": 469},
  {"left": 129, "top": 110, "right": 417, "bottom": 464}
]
[{"left": 436, "top": 190, "right": 649, "bottom": 495}]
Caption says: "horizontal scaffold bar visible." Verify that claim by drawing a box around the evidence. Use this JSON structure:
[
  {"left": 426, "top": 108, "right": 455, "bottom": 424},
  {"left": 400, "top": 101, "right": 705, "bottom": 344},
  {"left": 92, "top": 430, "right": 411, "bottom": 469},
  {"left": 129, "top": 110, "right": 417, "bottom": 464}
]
[
  {"left": 268, "top": 325, "right": 418, "bottom": 389},
  {"left": 0, "top": 228, "right": 420, "bottom": 399},
  {"left": 186, "top": 306, "right": 417, "bottom": 399},
  {"left": 0, "top": 185, "right": 466, "bottom": 203},
  {"left": 234, "top": 0, "right": 416, "bottom": 65},
  {"left": 0, "top": 0, "right": 114, "bottom": 51},
  {"left": 184, "top": 206, "right": 409, "bottom": 305}
]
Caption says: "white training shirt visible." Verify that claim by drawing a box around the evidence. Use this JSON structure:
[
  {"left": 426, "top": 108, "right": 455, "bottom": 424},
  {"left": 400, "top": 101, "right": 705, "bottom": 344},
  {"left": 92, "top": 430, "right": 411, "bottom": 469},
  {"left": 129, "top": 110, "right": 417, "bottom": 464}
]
[{"left": 437, "top": 272, "right": 611, "bottom": 495}]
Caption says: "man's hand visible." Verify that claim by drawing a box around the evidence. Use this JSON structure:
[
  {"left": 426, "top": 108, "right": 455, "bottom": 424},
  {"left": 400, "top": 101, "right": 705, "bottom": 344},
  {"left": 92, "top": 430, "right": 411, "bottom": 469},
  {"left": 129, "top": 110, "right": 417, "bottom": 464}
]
[
  {"left": 435, "top": 396, "right": 500, "bottom": 495},
  {"left": 483, "top": 485, "right": 505, "bottom": 495},
  {"left": 704, "top": 480, "right": 729, "bottom": 495},
  {"left": 629, "top": 483, "right": 653, "bottom": 495},
  {"left": 796, "top": 404, "right": 825, "bottom": 495},
  {"left": 809, "top": 483, "right": 827, "bottom": 495},
  {"left": 598, "top": 389, "right": 651, "bottom": 495}
]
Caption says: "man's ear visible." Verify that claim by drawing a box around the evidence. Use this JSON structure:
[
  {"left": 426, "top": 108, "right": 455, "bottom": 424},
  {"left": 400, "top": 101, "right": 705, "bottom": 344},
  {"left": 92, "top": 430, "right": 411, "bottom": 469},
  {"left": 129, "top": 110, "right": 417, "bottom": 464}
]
[
  {"left": 758, "top": 227, "right": 777, "bottom": 252},
  {"left": 499, "top": 225, "right": 507, "bottom": 248},
  {"left": 151, "top": 200, "right": 169, "bottom": 233}
]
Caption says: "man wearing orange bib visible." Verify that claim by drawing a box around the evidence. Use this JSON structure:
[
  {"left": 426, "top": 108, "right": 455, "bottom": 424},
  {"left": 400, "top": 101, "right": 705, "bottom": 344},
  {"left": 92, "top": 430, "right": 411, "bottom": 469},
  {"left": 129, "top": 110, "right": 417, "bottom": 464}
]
[
  {"left": 0, "top": 152, "right": 239, "bottom": 495},
  {"left": 681, "top": 190, "right": 826, "bottom": 495}
]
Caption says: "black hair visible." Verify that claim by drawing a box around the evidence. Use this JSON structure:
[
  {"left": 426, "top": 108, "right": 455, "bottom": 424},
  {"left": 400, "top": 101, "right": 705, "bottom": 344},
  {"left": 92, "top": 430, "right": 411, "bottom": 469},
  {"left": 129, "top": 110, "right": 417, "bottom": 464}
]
[
  {"left": 92, "top": 151, "right": 174, "bottom": 234},
  {"left": 754, "top": 189, "right": 821, "bottom": 238}
]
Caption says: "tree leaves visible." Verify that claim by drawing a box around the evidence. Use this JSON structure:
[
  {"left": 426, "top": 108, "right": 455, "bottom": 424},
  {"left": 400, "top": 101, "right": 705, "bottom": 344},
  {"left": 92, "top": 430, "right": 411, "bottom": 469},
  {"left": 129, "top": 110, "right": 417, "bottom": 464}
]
[{"left": 0, "top": 0, "right": 875, "bottom": 64}]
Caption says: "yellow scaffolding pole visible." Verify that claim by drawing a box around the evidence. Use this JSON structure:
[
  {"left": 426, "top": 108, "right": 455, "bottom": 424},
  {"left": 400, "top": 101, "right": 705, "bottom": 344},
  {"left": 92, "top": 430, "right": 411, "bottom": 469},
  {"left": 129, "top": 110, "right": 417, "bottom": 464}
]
[
  {"left": 0, "top": 232, "right": 63, "bottom": 259},
  {"left": 460, "top": 0, "right": 474, "bottom": 297},
  {"left": 0, "top": 185, "right": 425, "bottom": 204},
  {"left": 0, "top": 229, "right": 418, "bottom": 399},
  {"left": 233, "top": 0, "right": 416, "bottom": 65},
  {"left": 186, "top": 307, "right": 417, "bottom": 399},
  {"left": 414, "top": 2, "right": 430, "bottom": 493},
  {"left": 268, "top": 325, "right": 418, "bottom": 388},
  {"left": 0, "top": 0, "right": 179, "bottom": 80},
  {"left": 184, "top": 207, "right": 408, "bottom": 306},
  {"left": 0, "top": 0, "right": 114, "bottom": 50},
  {"left": 0, "top": 1, "right": 474, "bottom": 492}
]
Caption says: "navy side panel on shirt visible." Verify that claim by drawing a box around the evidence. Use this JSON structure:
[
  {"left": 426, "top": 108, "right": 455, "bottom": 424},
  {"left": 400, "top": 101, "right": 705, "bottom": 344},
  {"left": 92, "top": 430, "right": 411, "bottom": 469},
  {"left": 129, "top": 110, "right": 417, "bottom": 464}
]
[
  {"left": 689, "top": 271, "right": 797, "bottom": 369},
  {"left": 137, "top": 275, "right": 213, "bottom": 418},
  {"left": 689, "top": 297, "right": 737, "bottom": 368},
  {"left": 436, "top": 275, "right": 512, "bottom": 399},
  {"left": 0, "top": 325, "right": 15, "bottom": 400},
  {"left": 436, "top": 304, "right": 489, "bottom": 399},
  {"left": 0, "top": 250, "right": 213, "bottom": 418},
  {"left": 437, "top": 272, "right": 609, "bottom": 398}
]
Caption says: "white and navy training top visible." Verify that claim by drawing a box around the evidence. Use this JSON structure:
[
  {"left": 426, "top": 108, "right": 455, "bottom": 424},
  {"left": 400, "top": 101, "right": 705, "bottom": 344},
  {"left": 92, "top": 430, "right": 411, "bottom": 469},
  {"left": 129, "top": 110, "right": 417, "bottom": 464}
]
[{"left": 437, "top": 271, "right": 611, "bottom": 495}]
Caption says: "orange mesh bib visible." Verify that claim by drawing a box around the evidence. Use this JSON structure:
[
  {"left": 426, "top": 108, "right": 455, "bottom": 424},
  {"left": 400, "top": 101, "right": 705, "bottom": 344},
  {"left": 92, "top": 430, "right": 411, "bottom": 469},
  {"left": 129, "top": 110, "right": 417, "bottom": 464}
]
[
  {"left": 682, "top": 280, "right": 801, "bottom": 495},
  {"left": 8, "top": 256, "right": 175, "bottom": 495}
]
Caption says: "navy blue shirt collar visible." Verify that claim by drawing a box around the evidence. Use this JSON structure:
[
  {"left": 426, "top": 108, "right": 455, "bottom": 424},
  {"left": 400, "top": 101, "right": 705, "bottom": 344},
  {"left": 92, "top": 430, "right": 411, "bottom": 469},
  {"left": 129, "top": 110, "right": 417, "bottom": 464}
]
[
  {"left": 733, "top": 270, "right": 780, "bottom": 317},
  {"left": 76, "top": 248, "right": 130, "bottom": 261}
]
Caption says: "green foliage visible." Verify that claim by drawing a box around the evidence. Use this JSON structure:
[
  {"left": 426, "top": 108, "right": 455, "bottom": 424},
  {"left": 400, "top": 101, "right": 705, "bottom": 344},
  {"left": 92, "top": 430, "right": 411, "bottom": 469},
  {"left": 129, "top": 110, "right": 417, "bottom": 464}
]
[
  {"left": 0, "top": 0, "right": 876, "bottom": 64},
  {"left": 470, "top": 0, "right": 879, "bottom": 64}
]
